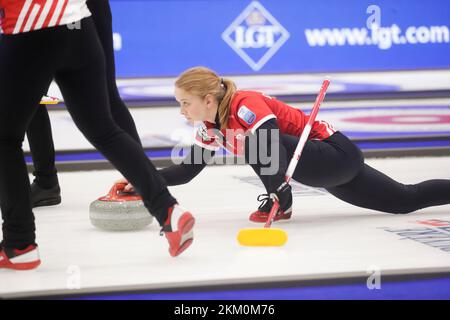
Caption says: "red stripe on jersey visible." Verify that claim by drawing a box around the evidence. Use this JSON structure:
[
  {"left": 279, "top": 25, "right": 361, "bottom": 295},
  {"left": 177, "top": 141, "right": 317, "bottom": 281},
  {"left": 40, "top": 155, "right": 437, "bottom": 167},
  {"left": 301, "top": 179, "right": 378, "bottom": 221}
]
[
  {"left": 19, "top": 2, "right": 33, "bottom": 33},
  {"left": 30, "top": 1, "right": 45, "bottom": 31},
  {"left": 326, "top": 121, "right": 336, "bottom": 134},
  {"left": 54, "top": 0, "right": 68, "bottom": 27},
  {"left": 42, "top": 0, "right": 58, "bottom": 29},
  {"left": 13, "top": 0, "right": 33, "bottom": 34},
  {"left": 0, "top": 0, "right": 90, "bottom": 34}
]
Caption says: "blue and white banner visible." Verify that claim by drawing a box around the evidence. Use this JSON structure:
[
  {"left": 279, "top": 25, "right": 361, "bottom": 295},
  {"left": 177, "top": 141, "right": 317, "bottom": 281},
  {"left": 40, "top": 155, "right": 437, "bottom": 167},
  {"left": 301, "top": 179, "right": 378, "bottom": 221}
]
[{"left": 110, "top": 0, "right": 450, "bottom": 77}]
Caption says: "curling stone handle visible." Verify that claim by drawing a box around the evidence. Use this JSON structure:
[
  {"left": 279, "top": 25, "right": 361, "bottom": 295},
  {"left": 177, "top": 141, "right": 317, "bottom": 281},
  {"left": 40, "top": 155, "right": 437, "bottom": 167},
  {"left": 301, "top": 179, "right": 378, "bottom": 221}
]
[{"left": 107, "top": 182, "right": 127, "bottom": 200}]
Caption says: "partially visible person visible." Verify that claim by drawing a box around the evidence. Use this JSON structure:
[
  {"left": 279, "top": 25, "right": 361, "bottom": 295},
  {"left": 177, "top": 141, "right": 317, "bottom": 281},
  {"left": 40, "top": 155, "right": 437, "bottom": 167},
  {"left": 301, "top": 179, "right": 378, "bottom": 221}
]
[{"left": 0, "top": 0, "right": 194, "bottom": 271}]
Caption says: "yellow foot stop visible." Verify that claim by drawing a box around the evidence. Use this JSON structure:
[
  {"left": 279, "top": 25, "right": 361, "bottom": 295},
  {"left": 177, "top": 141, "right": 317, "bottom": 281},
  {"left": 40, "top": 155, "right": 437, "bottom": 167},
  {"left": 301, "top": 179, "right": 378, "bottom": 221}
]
[{"left": 237, "top": 228, "right": 288, "bottom": 247}]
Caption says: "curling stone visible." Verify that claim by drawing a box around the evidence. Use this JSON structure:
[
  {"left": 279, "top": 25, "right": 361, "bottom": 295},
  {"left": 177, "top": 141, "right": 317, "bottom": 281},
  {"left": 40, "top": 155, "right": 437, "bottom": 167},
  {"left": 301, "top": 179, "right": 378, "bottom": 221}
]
[{"left": 89, "top": 183, "right": 153, "bottom": 231}]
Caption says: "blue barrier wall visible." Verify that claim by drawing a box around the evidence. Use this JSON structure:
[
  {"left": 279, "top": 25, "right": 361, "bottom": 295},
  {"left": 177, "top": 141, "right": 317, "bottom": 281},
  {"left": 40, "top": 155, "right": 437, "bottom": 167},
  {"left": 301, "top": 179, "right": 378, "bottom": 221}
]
[{"left": 109, "top": 0, "right": 450, "bottom": 77}]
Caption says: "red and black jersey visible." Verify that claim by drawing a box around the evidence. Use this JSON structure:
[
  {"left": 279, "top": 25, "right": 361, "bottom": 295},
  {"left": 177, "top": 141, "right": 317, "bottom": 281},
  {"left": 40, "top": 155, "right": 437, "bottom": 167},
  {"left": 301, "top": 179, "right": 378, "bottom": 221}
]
[
  {"left": 194, "top": 90, "right": 336, "bottom": 155},
  {"left": 0, "top": 0, "right": 91, "bottom": 34}
]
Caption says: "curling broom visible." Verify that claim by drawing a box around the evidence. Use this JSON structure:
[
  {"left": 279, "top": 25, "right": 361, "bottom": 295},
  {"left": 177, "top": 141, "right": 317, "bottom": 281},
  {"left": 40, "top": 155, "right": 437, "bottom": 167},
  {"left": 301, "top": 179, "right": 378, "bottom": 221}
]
[{"left": 237, "top": 78, "right": 331, "bottom": 247}]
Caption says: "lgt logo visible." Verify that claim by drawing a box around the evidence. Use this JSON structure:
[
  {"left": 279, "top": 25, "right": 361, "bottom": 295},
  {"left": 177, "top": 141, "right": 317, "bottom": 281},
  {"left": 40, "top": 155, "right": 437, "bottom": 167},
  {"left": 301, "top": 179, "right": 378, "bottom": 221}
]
[{"left": 222, "top": 1, "right": 290, "bottom": 71}]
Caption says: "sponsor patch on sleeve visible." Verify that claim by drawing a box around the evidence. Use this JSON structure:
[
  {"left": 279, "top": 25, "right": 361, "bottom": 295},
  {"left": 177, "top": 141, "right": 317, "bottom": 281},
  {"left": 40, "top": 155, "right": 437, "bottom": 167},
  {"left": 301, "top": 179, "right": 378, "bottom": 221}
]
[{"left": 237, "top": 106, "right": 256, "bottom": 125}]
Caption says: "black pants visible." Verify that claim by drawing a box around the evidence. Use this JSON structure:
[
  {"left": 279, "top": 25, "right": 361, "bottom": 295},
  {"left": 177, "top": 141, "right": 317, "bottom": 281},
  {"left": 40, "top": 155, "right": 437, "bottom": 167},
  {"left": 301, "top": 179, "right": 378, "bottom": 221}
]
[
  {"left": 0, "top": 18, "right": 176, "bottom": 249},
  {"left": 27, "top": 105, "right": 58, "bottom": 188},
  {"left": 27, "top": 0, "right": 140, "bottom": 188},
  {"left": 253, "top": 132, "right": 450, "bottom": 214}
]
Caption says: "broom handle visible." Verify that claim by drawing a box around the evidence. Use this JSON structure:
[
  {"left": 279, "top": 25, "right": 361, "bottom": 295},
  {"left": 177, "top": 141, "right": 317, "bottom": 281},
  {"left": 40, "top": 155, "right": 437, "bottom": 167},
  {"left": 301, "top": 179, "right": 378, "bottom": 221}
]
[
  {"left": 285, "top": 78, "right": 330, "bottom": 183},
  {"left": 264, "top": 79, "right": 330, "bottom": 228}
]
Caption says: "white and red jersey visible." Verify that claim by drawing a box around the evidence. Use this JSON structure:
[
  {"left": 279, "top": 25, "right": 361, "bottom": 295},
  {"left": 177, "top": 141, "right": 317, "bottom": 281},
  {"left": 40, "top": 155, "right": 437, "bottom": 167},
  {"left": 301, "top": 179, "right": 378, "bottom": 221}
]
[
  {"left": 0, "top": 0, "right": 91, "bottom": 35},
  {"left": 194, "top": 90, "right": 336, "bottom": 155}
]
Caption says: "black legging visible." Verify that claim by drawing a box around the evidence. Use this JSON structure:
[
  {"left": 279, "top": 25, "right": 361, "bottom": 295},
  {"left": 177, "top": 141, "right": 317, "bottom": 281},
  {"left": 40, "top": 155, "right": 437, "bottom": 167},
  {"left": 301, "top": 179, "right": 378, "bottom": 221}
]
[
  {"left": 27, "top": 0, "right": 140, "bottom": 188},
  {"left": 0, "top": 18, "right": 175, "bottom": 249},
  {"left": 253, "top": 131, "right": 450, "bottom": 214},
  {"left": 27, "top": 105, "right": 58, "bottom": 188}
]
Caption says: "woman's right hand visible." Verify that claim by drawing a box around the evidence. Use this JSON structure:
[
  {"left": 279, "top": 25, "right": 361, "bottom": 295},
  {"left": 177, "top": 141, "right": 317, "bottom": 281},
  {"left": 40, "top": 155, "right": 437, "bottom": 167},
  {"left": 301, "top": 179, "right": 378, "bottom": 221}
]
[{"left": 115, "top": 177, "right": 135, "bottom": 193}]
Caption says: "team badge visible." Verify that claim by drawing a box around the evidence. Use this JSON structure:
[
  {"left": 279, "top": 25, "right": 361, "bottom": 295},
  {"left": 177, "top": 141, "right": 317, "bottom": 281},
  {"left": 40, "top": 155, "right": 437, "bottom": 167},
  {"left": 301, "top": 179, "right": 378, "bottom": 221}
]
[{"left": 237, "top": 106, "right": 256, "bottom": 125}]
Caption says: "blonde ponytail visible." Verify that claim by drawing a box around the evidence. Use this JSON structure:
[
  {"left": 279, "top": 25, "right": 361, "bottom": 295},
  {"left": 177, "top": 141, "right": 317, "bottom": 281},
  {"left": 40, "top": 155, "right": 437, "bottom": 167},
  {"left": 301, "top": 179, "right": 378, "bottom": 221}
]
[
  {"left": 175, "top": 67, "right": 237, "bottom": 130},
  {"left": 217, "top": 78, "right": 237, "bottom": 130}
]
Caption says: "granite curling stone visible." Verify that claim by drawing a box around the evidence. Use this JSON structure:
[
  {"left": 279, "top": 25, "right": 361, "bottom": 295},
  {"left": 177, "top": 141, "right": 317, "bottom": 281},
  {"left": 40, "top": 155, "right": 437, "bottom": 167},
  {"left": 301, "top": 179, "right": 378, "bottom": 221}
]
[{"left": 89, "top": 182, "right": 153, "bottom": 231}]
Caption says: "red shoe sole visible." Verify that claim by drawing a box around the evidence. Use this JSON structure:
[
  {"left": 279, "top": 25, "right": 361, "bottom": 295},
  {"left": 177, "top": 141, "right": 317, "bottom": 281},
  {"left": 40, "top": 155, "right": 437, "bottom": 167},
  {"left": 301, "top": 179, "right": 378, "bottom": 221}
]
[
  {"left": 249, "top": 212, "right": 292, "bottom": 223},
  {"left": 0, "top": 260, "right": 41, "bottom": 270},
  {"left": 170, "top": 238, "right": 193, "bottom": 257},
  {"left": 178, "top": 213, "right": 195, "bottom": 233},
  {"left": 169, "top": 213, "right": 195, "bottom": 257}
]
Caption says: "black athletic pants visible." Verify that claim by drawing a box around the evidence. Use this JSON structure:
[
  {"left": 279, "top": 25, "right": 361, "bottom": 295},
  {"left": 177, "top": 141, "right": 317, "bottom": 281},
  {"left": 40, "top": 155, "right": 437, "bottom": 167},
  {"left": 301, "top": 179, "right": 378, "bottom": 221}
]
[
  {"left": 253, "top": 131, "right": 450, "bottom": 214},
  {"left": 0, "top": 18, "right": 175, "bottom": 249},
  {"left": 27, "top": 0, "right": 140, "bottom": 188}
]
